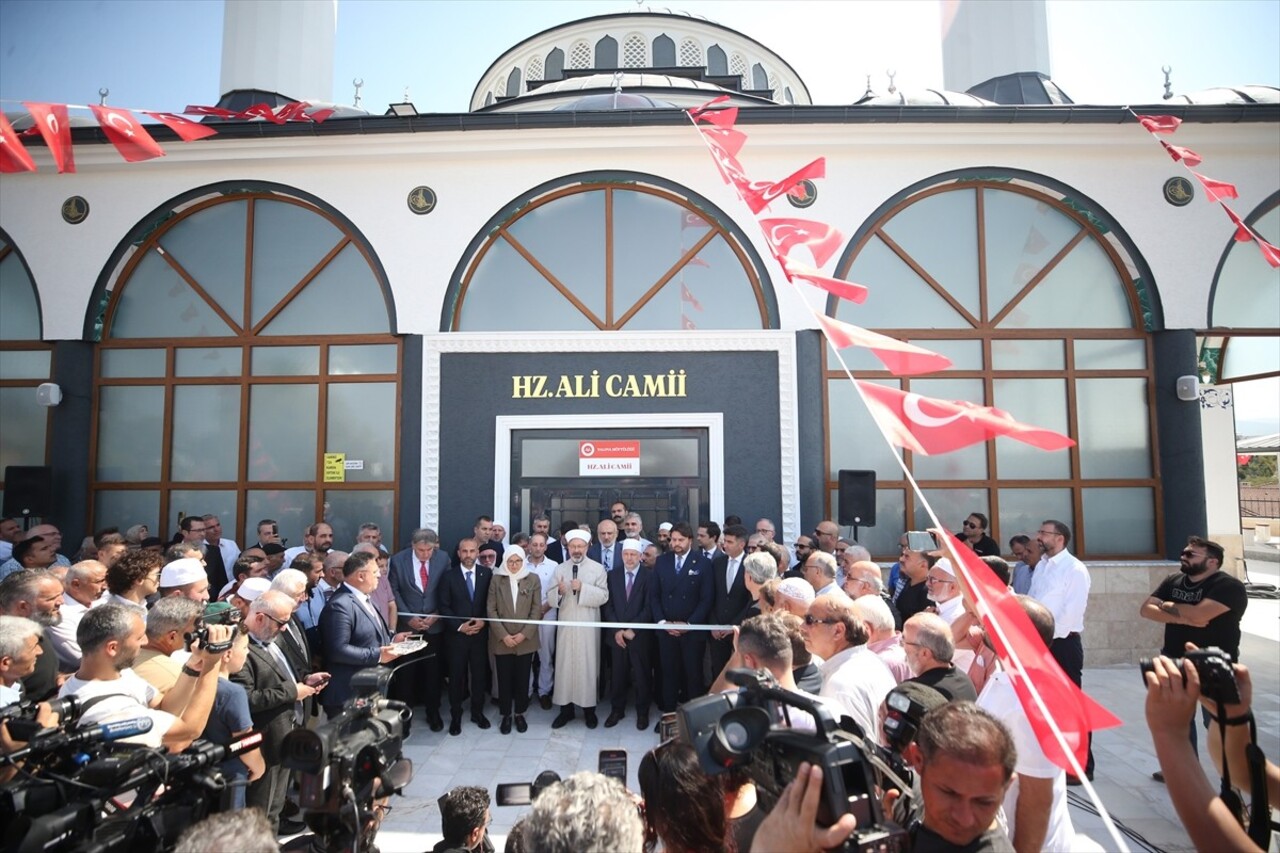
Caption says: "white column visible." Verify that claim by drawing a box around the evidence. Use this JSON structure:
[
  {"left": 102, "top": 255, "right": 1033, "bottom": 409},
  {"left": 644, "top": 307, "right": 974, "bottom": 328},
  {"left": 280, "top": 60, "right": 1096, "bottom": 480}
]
[{"left": 220, "top": 0, "right": 336, "bottom": 102}]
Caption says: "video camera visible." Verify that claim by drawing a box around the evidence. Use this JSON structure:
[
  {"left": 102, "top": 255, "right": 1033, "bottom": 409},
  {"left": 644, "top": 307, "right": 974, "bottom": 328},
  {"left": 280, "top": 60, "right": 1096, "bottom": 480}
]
[
  {"left": 1139, "top": 646, "right": 1241, "bottom": 704},
  {"left": 677, "top": 669, "right": 908, "bottom": 853},
  {"left": 0, "top": 694, "right": 80, "bottom": 742},
  {"left": 281, "top": 666, "right": 413, "bottom": 853}
]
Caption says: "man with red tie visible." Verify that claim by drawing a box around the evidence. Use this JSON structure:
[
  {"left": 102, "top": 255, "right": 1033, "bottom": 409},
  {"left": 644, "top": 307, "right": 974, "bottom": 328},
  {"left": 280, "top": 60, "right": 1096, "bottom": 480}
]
[{"left": 388, "top": 528, "right": 451, "bottom": 731}]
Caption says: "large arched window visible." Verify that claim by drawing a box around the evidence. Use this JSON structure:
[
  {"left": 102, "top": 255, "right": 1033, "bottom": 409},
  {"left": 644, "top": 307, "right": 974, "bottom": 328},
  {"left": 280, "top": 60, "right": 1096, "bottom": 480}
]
[
  {"left": 91, "top": 188, "right": 400, "bottom": 548},
  {"left": 0, "top": 233, "right": 51, "bottom": 504},
  {"left": 1204, "top": 193, "right": 1280, "bottom": 383},
  {"left": 447, "top": 177, "right": 774, "bottom": 331},
  {"left": 826, "top": 177, "right": 1159, "bottom": 559}
]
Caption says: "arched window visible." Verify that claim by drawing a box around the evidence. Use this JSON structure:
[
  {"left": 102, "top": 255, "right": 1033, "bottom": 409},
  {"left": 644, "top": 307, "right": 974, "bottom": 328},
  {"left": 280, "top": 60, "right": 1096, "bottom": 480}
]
[
  {"left": 623, "top": 34, "right": 646, "bottom": 68},
  {"left": 569, "top": 40, "right": 591, "bottom": 69},
  {"left": 0, "top": 233, "right": 51, "bottom": 497},
  {"left": 707, "top": 45, "right": 727, "bottom": 76},
  {"left": 595, "top": 35, "right": 618, "bottom": 69},
  {"left": 545, "top": 47, "right": 565, "bottom": 81},
  {"left": 506, "top": 67, "right": 522, "bottom": 98},
  {"left": 654, "top": 34, "right": 676, "bottom": 67},
  {"left": 1205, "top": 193, "right": 1279, "bottom": 383},
  {"left": 752, "top": 63, "right": 768, "bottom": 91},
  {"left": 447, "top": 177, "right": 773, "bottom": 332},
  {"left": 91, "top": 188, "right": 400, "bottom": 549},
  {"left": 768, "top": 74, "right": 781, "bottom": 100},
  {"left": 679, "top": 37, "right": 702, "bottom": 67},
  {"left": 826, "top": 178, "right": 1158, "bottom": 559}
]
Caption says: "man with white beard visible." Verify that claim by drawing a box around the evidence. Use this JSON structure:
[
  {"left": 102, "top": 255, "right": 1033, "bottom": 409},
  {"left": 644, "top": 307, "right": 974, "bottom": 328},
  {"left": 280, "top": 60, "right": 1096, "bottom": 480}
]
[{"left": 546, "top": 530, "right": 608, "bottom": 728}]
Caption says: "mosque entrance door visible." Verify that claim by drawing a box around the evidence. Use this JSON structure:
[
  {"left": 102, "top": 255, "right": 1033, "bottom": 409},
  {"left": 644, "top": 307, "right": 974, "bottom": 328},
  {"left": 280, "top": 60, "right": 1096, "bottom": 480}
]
[{"left": 508, "top": 427, "right": 710, "bottom": 537}]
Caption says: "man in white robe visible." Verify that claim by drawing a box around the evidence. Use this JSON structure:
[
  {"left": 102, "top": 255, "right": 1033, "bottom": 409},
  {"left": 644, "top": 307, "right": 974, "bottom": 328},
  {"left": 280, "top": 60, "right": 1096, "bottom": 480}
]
[{"left": 546, "top": 529, "right": 608, "bottom": 728}]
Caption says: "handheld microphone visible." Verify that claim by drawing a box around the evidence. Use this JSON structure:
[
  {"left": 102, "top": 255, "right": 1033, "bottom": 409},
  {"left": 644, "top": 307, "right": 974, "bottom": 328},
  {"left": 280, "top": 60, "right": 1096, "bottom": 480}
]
[{"left": 572, "top": 563, "right": 579, "bottom": 599}]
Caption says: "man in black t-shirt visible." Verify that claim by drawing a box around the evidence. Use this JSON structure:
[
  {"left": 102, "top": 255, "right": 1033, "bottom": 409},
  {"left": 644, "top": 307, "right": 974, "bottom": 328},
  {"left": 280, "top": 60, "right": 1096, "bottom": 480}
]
[
  {"left": 1141, "top": 536, "right": 1247, "bottom": 661},
  {"left": 1140, "top": 535, "right": 1247, "bottom": 776}
]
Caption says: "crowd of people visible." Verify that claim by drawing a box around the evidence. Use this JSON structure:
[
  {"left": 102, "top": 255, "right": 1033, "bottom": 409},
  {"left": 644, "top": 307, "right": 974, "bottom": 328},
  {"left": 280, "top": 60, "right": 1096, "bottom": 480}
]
[{"left": 0, "top": 504, "right": 1267, "bottom": 852}]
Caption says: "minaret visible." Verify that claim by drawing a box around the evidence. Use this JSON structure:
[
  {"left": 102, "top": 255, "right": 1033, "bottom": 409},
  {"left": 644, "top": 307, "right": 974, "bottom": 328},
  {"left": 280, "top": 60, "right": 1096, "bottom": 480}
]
[
  {"left": 940, "top": 0, "right": 1050, "bottom": 93},
  {"left": 220, "top": 0, "right": 336, "bottom": 101}
]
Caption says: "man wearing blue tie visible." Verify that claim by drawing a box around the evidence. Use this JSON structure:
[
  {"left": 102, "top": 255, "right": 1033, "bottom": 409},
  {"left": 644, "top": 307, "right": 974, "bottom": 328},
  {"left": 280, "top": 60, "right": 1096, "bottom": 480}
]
[
  {"left": 318, "top": 551, "right": 407, "bottom": 718},
  {"left": 588, "top": 519, "right": 624, "bottom": 573},
  {"left": 649, "top": 521, "right": 713, "bottom": 720},
  {"left": 440, "top": 538, "right": 493, "bottom": 735}
]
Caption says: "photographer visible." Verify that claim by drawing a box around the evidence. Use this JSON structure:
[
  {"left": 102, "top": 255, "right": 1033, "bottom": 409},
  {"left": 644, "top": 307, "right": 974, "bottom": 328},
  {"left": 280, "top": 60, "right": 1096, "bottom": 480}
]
[
  {"left": 59, "top": 603, "right": 229, "bottom": 750},
  {"left": 522, "top": 771, "right": 645, "bottom": 852},
  {"left": 638, "top": 740, "right": 730, "bottom": 853},
  {"left": 1144, "top": 653, "right": 1274, "bottom": 852},
  {"left": 434, "top": 785, "right": 491, "bottom": 853}
]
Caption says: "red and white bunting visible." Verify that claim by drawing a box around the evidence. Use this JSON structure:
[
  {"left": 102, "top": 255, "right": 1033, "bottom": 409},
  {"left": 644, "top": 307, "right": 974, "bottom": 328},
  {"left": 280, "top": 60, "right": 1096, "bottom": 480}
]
[{"left": 816, "top": 315, "right": 952, "bottom": 376}]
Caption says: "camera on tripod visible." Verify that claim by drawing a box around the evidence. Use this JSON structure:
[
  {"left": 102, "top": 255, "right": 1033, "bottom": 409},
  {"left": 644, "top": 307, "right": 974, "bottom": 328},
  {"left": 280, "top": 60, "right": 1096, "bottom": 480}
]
[
  {"left": 281, "top": 666, "right": 413, "bottom": 853},
  {"left": 677, "top": 669, "right": 908, "bottom": 853}
]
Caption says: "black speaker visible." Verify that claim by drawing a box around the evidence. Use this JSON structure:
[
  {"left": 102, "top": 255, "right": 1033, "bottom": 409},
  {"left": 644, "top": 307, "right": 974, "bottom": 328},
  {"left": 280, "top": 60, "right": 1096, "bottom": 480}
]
[
  {"left": 3, "top": 466, "right": 54, "bottom": 519},
  {"left": 837, "top": 469, "right": 876, "bottom": 527}
]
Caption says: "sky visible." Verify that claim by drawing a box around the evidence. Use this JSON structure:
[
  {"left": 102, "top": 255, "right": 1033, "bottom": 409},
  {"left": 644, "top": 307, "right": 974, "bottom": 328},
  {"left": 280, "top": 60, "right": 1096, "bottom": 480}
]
[{"left": 1, "top": 0, "right": 1277, "bottom": 431}]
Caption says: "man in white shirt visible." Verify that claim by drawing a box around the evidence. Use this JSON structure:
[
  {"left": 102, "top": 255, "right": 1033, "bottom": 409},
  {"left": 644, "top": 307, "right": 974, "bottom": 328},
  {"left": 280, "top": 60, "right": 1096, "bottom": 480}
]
[
  {"left": 0, "top": 518, "right": 20, "bottom": 565},
  {"left": 977, "top": 594, "right": 1079, "bottom": 853},
  {"left": 1027, "top": 519, "right": 1093, "bottom": 781},
  {"left": 0, "top": 615, "right": 43, "bottom": 707},
  {"left": 925, "top": 558, "right": 966, "bottom": 626},
  {"left": 802, "top": 551, "right": 841, "bottom": 598},
  {"left": 201, "top": 514, "right": 240, "bottom": 593},
  {"left": 525, "top": 533, "right": 559, "bottom": 709},
  {"left": 802, "top": 593, "right": 896, "bottom": 739},
  {"left": 59, "top": 604, "right": 229, "bottom": 750},
  {"left": 48, "top": 560, "right": 108, "bottom": 670}
]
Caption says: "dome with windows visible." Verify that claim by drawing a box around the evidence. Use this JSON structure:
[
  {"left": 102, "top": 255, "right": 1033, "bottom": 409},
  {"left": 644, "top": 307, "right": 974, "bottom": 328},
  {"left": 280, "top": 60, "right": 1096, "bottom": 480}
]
[{"left": 469, "top": 10, "right": 810, "bottom": 111}]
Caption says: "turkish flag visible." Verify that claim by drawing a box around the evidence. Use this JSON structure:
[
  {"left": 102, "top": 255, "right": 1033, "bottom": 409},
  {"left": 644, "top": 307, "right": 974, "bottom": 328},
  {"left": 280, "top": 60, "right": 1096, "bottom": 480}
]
[
  {"left": 758, "top": 217, "right": 844, "bottom": 267},
  {"left": 695, "top": 105, "right": 738, "bottom": 130},
  {"left": 681, "top": 314, "right": 697, "bottom": 330},
  {"left": 0, "top": 112, "right": 37, "bottom": 173},
  {"left": 1237, "top": 454, "right": 1252, "bottom": 466},
  {"left": 237, "top": 103, "right": 288, "bottom": 124},
  {"left": 142, "top": 111, "right": 218, "bottom": 141},
  {"left": 23, "top": 103, "right": 75, "bottom": 173},
  {"left": 1224, "top": 206, "right": 1280, "bottom": 268},
  {"left": 1160, "top": 141, "right": 1201, "bottom": 167},
  {"left": 782, "top": 258, "right": 869, "bottom": 305},
  {"left": 944, "top": 532, "right": 1121, "bottom": 772},
  {"left": 857, "top": 381, "right": 1075, "bottom": 455},
  {"left": 740, "top": 158, "right": 825, "bottom": 213},
  {"left": 183, "top": 104, "right": 239, "bottom": 118},
  {"left": 817, "top": 315, "right": 951, "bottom": 376},
  {"left": 680, "top": 283, "right": 703, "bottom": 310},
  {"left": 688, "top": 94, "right": 731, "bottom": 119},
  {"left": 699, "top": 123, "right": 749, "bottom": 157},
  {"left": 1135, "top": 113, "right": 1181, "bottom": 134},
  {"left": 90, "top": 105, "right": 165, "bottom": 162},
  {"left": 682, "top": 211, "right": 710, "bottom": 230},
  {"left": 1192, "top": 172, "right": 1238, "bottom": 203}
]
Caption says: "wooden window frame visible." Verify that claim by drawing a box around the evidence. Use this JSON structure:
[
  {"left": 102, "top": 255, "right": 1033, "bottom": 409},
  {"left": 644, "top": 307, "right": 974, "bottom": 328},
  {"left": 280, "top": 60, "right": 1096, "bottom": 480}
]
[
  {"left": 91, "top": 193, "right": 401, "bottom": 544},
  {"left": 450, "top": 183, "right": 769, "bottom": 331},
  {"left": 0, "top": 240, "right": 54, "bottom": 491},
  {"left": 822, "top": 181, "right": 1163, "bottom": 560}
]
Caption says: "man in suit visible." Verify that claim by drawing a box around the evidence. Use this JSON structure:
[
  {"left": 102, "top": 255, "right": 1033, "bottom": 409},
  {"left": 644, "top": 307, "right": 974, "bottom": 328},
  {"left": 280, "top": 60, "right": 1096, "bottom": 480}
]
[
  {"left": 709, "top": 523, "right": 754, "bottom": 676},
  {"left": 439, "top": 538, "right": 492, "bottom": 735},
  {"left": 268, "top": 569, "right": 323, "bottom": 718},
  {"left": 318, "top": 551, "right": 405, "bottom": 717},
  {"left": 602, "top": 538, "right": 653, "bottom": 730},
  {"left": 233, "top": 590, "right": 328, "bottom": 833},
  {"left": 387, "top": 527, "right": 450, "bottom": 731},
  {"left": 696, "top": 521, "right": 722, "bottom": 563},
  {"left": 588, "top": 519, "right": 623, "bottom": 574},
  {"left": 649, "top": 521, "right": 713, "bottom": 718}
]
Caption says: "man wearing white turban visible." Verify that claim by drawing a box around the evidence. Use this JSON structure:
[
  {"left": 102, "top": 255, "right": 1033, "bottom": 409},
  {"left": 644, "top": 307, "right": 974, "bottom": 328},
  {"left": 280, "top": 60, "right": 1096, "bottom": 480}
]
[{"left": 546, "top": 529, "right": 608, "bottom": 728}]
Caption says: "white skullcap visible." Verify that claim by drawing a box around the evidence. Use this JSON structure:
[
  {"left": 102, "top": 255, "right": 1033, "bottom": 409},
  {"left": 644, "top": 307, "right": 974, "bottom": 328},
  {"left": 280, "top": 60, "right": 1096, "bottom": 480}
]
[
  {"left": 236, "top": 577, "right": 271, "bottom": 602},
  {"left": 621, "top": 538, "right": 643, "bottom": 553},
  {"left": 777, "top": 577, "right": 816, "bottom": 605},
  {"left": 933, "top": 557, "right": 956, "bottom": 577},
  {"left": 658, "top": 522, "right": 673, "bottom": 532},
  {"left": 563, "top": 529, "right": 591, "bottom": 544},
  {"left": 160, "top": 558, "right": 205, "bottom": 587}
]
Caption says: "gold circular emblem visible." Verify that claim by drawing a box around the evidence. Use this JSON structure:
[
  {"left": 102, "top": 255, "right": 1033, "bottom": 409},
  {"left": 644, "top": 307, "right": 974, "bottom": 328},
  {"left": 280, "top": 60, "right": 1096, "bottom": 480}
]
[
  {"left": 1163, "top": 177, "right": 1194, "bottom": 207},
  {"left": 61, "top": 196, "right": 90, "bottom": 224},
  {"left": 408, "top": 186, "right": 437, "bottom": 215}
]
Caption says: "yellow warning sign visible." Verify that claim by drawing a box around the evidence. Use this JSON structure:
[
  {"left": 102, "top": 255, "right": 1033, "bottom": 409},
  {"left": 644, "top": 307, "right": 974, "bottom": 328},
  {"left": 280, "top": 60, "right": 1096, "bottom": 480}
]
[{"left": 323, "top": 452, "right": 346, "bottom": 483}]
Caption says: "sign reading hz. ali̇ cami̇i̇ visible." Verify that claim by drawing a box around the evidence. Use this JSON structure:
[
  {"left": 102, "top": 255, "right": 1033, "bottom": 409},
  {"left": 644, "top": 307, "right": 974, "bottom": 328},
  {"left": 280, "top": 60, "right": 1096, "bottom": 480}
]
[
  {"left": 578, "top": 440, "right": 641, "bottom": 476},
  {"left": 510, "top": 369, "right": 688, "bottom": 399}
]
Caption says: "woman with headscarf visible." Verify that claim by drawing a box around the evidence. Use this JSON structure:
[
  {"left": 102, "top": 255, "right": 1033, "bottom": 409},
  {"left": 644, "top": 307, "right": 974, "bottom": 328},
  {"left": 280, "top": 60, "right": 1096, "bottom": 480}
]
[{"left": 486, "top": 544, "right": 542, "bottom": 734}]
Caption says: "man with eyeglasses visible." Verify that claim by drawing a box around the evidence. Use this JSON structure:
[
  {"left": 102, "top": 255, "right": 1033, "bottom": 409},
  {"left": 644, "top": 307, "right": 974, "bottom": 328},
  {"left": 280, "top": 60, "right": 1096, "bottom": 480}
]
[
  {"left": 801, "top": 551, "right": 840, "bottom": 597},
  {"left": 801, "top": 593, "right": 895, "bottom": 739},
  {"left": 789, "top": 535, "right": 815, "bottom": 577},
  {"left": 961, "top": 513, "right": 1000, "bottom": 557},
  {"left": 925, "top": 558, "right": 965, "bottom": 626},
  {"left": 813, "top": 520, "right": 840, "bottom": 555},
  {"left": 1027, "top": 519, "right": 1093, "bottom": 782},
  {"left": 842, "top": 560, "right": 903, "bottom": 631}
]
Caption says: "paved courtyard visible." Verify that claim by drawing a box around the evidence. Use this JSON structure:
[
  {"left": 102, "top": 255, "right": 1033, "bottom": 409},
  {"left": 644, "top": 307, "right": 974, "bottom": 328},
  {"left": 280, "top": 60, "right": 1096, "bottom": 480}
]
[{"left": 349, "top": 559, "right": 1279, "bottom": 852}]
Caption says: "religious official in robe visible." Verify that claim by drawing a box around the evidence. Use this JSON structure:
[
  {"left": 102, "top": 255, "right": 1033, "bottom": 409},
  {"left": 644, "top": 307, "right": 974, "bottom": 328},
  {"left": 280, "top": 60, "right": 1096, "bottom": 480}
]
[{"left": 546, "top": 529, "right": 608, "bottom": 729}]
